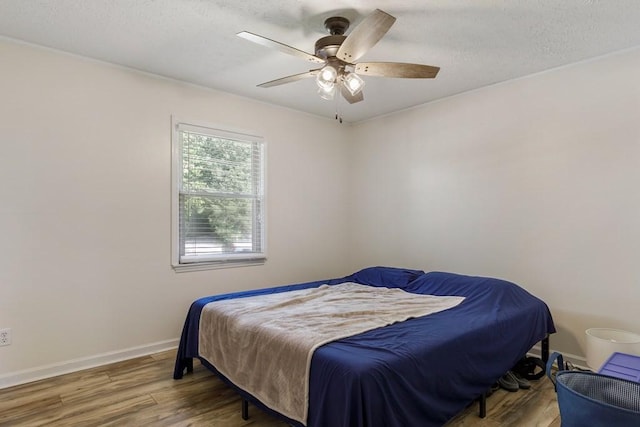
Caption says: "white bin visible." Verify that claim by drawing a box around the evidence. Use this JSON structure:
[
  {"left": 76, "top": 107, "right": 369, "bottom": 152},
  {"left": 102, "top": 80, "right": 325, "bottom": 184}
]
[{"left": 585, "top": 328, "right": 640, "bottom": 370}]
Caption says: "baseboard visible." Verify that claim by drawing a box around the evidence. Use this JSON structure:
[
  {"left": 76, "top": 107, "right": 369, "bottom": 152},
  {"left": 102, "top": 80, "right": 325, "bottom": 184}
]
[
  {"left": 0, "top": 338, "right": 179, "bottom": 390},
  {"left": 528, "top": 344, "right": 590, "bottom": 370},
  {"left": 0, "top": 339, "right": 589, "bottom": 390}
]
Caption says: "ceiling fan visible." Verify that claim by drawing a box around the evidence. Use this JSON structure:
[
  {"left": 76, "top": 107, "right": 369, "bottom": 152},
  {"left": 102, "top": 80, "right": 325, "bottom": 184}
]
[{"left": 237, "top": 9, "right": 440, "bottom": 106}]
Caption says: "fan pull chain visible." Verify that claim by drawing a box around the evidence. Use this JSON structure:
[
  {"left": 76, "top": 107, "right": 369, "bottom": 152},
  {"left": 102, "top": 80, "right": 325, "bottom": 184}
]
[{"left": 335, "top": 92, "right": 343, "bottom": 124}]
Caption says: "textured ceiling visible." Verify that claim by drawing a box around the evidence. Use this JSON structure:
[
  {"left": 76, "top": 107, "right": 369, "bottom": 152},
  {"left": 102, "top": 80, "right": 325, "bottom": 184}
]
[{"left": 1, "top": 0, "right": 640, "bottom": 123}]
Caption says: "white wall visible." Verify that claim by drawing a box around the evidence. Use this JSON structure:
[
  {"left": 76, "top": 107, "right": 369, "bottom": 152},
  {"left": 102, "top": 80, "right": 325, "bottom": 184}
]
[
  {"left": 348, "top": 47, "right": 640, "bottom": 360},
  {"left": 0, "top": 39, "right": 351, "bottom": 382}
]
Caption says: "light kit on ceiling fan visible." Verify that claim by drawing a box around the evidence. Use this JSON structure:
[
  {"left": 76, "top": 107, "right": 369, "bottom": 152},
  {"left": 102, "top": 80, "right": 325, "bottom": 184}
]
[
  {"left": 316, "top": 65, "right": 364, "bottom": 100},
  {"left": 237, "top": 8, "right": 440, "bottom": 112}
]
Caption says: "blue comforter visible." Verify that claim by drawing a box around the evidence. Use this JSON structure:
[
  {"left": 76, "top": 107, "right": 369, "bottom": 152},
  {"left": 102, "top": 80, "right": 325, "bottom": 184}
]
[{"left": 174, "top": 267, "right": 555, "bottom": 426}]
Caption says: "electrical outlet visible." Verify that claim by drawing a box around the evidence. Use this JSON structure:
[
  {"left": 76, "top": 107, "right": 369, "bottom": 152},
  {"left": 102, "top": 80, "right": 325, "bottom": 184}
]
[{"left": 0, "top": 328, "right": 11, "bottom": 346}]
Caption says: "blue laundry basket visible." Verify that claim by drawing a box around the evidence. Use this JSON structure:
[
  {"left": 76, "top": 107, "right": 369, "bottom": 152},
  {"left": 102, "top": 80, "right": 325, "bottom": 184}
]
[{"left": 547, "top": 352, "right": 640, "bottom": 426}]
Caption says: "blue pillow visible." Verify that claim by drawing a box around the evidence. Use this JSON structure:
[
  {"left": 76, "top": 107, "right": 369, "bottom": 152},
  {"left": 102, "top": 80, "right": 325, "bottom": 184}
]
[{"left": 331, "top": 266, "right": 425, "bottom": 289}]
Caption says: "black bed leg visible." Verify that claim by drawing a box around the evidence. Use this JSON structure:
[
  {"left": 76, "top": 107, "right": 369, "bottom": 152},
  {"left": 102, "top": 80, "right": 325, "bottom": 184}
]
[
  {"left": 478, "top": 392, "right": 486, "bottom": 418},
  {"left": 241, "top": 399, "right": 249, "bottom": 420},
  {"left": 542, "top": 336, "right": 550, "bottom": 363}
]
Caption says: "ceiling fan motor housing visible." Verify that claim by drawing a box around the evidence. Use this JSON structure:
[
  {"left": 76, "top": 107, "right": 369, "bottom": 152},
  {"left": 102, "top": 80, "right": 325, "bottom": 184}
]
[{"left": 315, "top": 35, "right": 347, "bottom": 59}]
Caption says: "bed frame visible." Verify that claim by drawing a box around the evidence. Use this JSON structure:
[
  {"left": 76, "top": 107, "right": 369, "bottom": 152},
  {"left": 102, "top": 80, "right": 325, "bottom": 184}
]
[{"left": 476, "top": 336, "right": 550, "bottom": 418}]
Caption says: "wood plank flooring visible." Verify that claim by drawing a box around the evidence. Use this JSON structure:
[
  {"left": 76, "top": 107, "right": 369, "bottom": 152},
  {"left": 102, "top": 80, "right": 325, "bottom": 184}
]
[{"left": 0, "top": 350, "right": 560, "bottom": 426}]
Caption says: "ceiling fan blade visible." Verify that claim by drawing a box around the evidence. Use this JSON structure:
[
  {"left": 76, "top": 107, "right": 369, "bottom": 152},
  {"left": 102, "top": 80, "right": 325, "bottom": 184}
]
[
  {"left": 340, "top": 85, "right": 364, "bottom": 104},
  {"left": 237, "top": 31, "right": 325, "bottom": 64},
  {"left": 355, "top": 62, "right": 440, "bottom": 78},
  {"left": 336, "top": 9, "right": 396, "bottom": 63},
  {"left": 257, "top": 70, "right": 320, "bottom": 88}
]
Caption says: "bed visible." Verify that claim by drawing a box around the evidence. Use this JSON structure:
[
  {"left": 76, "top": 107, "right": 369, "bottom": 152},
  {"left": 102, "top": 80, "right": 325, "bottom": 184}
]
[{"left": 174, "top": 267, "right": 555, "bottom": 426}]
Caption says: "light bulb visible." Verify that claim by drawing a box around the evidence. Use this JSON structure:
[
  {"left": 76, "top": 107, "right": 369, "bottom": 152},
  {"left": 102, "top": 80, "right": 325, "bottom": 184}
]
[
  {"left": 316, "top": 65, "right": 337, "bottom": 91},
  {"left": 343, "top": 72, "right": 365, "bottom": 96}
]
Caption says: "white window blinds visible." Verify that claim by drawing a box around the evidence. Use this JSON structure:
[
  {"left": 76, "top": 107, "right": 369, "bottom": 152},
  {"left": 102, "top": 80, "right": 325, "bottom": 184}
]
[{"left": 173, "top": 122, "right": 265, "bottom": 267}]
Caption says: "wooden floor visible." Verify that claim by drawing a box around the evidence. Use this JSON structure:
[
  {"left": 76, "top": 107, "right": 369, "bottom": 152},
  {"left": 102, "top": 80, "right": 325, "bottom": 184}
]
[{"left": 0, "top": 350, "right": 560, "bottom": 426}]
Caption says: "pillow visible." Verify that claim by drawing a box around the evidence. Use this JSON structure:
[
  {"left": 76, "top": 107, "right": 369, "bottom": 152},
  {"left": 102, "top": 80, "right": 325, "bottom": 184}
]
[{"left": 331, "top": 266, "right": 424, "bottom": 289}]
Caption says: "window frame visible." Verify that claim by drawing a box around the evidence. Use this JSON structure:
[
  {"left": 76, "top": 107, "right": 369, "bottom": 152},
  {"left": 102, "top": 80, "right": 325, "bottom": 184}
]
[{"left": 171, "top": 117, "right": 266, "bottom": 272}]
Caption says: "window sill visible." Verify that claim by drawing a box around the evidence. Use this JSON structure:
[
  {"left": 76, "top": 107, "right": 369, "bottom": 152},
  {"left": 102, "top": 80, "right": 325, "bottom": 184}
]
[{"left": 172, "top": 257, "right": 266, "bottom": 273}]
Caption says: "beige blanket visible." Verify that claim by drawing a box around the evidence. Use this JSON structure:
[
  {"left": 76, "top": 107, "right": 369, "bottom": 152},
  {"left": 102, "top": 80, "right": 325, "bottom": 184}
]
[{"left": 198, "top": 283, "right": 465, "bottom": 424}]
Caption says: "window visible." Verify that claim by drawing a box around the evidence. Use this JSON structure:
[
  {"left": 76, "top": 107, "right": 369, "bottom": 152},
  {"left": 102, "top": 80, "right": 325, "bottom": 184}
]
[{"left": 172, "top": 119, "right": 265, "bottom": 270}]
